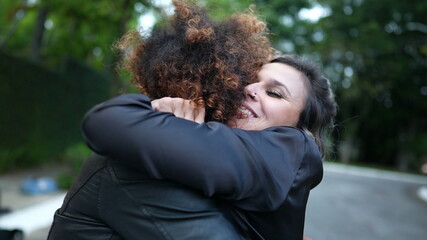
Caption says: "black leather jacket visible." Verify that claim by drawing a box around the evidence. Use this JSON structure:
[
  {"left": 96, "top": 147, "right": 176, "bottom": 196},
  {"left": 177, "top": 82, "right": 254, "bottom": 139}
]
[
  {"left": 49, "top": 94, "right": 323, "bottom": 240},
  {"left": 48, "top": 154, "right": 243, "bottom": 240}
]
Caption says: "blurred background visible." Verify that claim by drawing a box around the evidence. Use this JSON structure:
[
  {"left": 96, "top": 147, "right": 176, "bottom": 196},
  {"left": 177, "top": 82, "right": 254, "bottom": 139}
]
[{"left": 0, "top": 0, "right": 426, "bottom": 239}]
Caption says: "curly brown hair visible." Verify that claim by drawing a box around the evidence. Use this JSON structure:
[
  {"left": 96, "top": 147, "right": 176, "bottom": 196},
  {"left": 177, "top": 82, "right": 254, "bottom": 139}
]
[{"left": 116, "top": 0, "right": 273, "bottom": 122}]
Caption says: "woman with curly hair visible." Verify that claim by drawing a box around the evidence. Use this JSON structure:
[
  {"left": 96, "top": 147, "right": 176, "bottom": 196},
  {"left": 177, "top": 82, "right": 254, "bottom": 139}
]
[
  {"left": 48, "top": 1, "right": 337, "bottom": 239},
  {"left": 118, "top": 0, "right": 272, "bottom": 123},
  {"left": 49, "top": 1, "right": 272, "bottom": 239}
]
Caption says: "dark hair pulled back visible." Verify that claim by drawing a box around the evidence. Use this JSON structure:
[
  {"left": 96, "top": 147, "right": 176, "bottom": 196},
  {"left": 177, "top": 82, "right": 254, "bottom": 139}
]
[{"left": 272, "top": 56, "right": 337, "bottom": 157}]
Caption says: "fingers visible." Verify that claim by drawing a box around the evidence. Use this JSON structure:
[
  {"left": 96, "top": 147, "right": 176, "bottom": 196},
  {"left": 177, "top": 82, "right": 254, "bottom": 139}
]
[
  {"left": 174, "top": 99, "right": 185, "bottom": 119},
  {"left": 182, "top": 100, "right": 206, "bottom": 123},
  {"left": 151, "top": 97, "right": 205, "bottom": 123},
  {"left": 179, "top": 99, "right": 204, "bottom": 123},
  {"left": 194, "top": 107, "right": 205, "bottom": 124},
  {"left": 151, "top": 99, "right": 160, "bottom": 111},
  {"left": 151, "top": 98, "right": 174, "bottom": 113},
  {"left": 181, "top": 100, "right": 194, "bottom": 121}
]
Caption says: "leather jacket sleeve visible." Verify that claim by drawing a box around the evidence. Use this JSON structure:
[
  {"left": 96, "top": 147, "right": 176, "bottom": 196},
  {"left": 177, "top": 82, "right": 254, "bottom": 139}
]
[{"left": 82, "top": 94, "right": 322, "bottom": 211}]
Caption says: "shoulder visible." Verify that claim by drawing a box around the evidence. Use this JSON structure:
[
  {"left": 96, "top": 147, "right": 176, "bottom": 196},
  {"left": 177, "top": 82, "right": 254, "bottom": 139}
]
[
  {"left": 262, "top": 126, "right": 323, "bottom": 184},
  {"left": 268, "top": 127, "right": 320, "bottom": 154},
  {"left": 104, "top": 93, "right": 151, "bottom": 105},
  {"left": 253, "top": 126, "right": 317, "bottom": 152}
]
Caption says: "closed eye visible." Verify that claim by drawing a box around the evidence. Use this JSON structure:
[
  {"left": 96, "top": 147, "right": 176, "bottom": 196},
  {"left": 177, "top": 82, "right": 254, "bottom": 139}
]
[{"left": 266, "top": 89, "right": 284, "bottom": 99}]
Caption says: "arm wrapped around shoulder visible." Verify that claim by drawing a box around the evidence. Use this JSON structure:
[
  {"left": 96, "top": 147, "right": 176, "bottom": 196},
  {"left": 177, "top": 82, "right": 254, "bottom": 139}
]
[{"left": 82, "top": 94, "right": 322, "bottom": 211}]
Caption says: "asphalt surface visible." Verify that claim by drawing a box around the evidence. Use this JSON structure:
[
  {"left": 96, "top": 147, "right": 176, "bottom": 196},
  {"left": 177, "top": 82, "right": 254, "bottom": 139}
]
[
  {"left": 0, "top": 164, "right": 66, "bottom": 240},
  {"left": 2, "top": 162, "right": 426, "bottom": 240},
  {"left": 304, "top": 164, "right": 427, "bottom": 240}
]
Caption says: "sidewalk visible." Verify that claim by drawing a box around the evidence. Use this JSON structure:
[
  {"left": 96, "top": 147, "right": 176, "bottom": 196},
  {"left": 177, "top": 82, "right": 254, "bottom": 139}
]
[{"left": 0, "top": 164, "right": 67, "bottom": 240}]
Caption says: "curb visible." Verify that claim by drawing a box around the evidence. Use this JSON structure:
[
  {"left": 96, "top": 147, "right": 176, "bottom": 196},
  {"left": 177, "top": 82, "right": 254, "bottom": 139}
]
[
  {"left": 324, "top": 162, "right": 427, "bottom": 203},
  {"left": 324, "top": 162, "right": 427, "bottom": 185}
]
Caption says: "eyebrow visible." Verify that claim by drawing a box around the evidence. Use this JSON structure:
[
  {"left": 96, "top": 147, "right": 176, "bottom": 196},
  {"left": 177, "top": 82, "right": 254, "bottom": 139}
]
[{"left": 269, "top": 79, "right": 292, "bottom": 97}]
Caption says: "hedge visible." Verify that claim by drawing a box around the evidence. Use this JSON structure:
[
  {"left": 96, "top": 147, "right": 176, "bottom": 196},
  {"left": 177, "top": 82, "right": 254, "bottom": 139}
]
[{"left": 0, "top": 52, "right": 111, "bottom": 171}]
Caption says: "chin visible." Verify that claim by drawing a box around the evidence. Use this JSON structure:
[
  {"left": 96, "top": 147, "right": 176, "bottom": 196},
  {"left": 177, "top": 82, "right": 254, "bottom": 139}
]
[
  {"left": 235, "top": 121, "right": 256, "bottom": 130},
  {"left": 227, "top": 118, "right": 260, "bottom": 130}
]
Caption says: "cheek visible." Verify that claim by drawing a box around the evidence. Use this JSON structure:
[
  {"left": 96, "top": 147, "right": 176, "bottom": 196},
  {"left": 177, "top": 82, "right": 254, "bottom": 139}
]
[{"left": 270, "top": 104, "right": 300, "bottom": 127}]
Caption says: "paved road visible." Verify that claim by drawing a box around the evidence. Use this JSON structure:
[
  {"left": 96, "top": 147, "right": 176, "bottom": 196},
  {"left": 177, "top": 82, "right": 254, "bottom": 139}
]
[
  {"left": 304, "top": 164, "right": 427, "bottom": 240},
  {"left": 0, "top": 164, "right": 66, "bottom": 240},
  {"left": 22, "top": 163, "right": 427, "bottom": 239}
]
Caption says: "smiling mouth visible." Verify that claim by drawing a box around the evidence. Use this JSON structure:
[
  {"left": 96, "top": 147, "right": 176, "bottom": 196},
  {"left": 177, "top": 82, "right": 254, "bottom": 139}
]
[{"left": 236, "top": 106, "right": 257, "bottom": 119}]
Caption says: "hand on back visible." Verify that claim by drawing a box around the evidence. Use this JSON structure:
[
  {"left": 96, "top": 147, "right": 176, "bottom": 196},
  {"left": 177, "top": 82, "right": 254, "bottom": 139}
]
[{"left": 151, "top": 97, "right": 205, "bottom": 124}]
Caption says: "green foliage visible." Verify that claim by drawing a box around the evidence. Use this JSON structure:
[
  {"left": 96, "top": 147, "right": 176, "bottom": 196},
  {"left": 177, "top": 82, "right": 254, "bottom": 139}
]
[
  {"left": 314, "top": 0, "right": 427, "bottom": 171},
  {"left": 199, "top": 0, "right": 255, "bottom": 19},
  {"left": 0, "top": 0, "right": 155, "bottom": 172},
  {"left": 1, "top": 0, "right": 426, "bottom": 173},
  {"left": 0, "top": 0, "right": 153, "bottom": 71},
  {"left": 253, "top": 0, "right": 316, "bottom": 53},
  {"left": 242, "top": 0, "right": 427, "bottom": 171},
  {"left": 56, "top": 142, "right": 92, "bottom": 189},
  {"left": 0, "top": 51, "right": 111, "bottom": 172}
]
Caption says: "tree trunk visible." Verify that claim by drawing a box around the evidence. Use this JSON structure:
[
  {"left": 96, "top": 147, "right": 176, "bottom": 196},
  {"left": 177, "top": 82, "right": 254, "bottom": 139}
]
[
  {"left": 108, "top": 0, "right": 133, "bottom": 94},
  {"left": 29, "top": 5, "right": 49, "bottom": 62}
]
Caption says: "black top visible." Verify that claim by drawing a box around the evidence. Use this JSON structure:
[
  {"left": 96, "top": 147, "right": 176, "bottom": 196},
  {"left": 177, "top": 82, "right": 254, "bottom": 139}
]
[
  {"left": 81, "top": 93, "right": 323, "bottom": 239},
  {"left": 48, "top": 154, "right": 244, "bottom": 240}
]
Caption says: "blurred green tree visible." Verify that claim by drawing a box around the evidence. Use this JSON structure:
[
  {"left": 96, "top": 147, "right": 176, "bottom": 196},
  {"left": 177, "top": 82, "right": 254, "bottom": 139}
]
[
  {"left": 1, "top": 0, "right": 426, "bottom": 173},
  {"left": 313, "top": 0, "right": 427, "bottom": 171},
  {"left": 0, "top": 0, "right": 156, "bottom": 170},
  {"left": 254, "top": 0, "right": 427, "bottom": 171},
  {"left": 0, "top": 0, "right": 158, "bottom": 90}
]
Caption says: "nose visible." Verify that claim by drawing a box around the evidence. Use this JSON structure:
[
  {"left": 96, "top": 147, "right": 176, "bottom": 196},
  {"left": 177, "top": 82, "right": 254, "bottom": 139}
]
[{"left": 245, "top": 84, "right": 257, "bottom": 100}]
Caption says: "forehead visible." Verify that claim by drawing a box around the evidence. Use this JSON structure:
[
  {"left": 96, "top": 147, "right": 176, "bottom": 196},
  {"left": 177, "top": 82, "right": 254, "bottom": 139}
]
[
  {"left": 259, "top": 63, "right": 306, "bottom": 87},
  {"left": 258, "top": 63, "right": 300, "bottom": 80}
]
